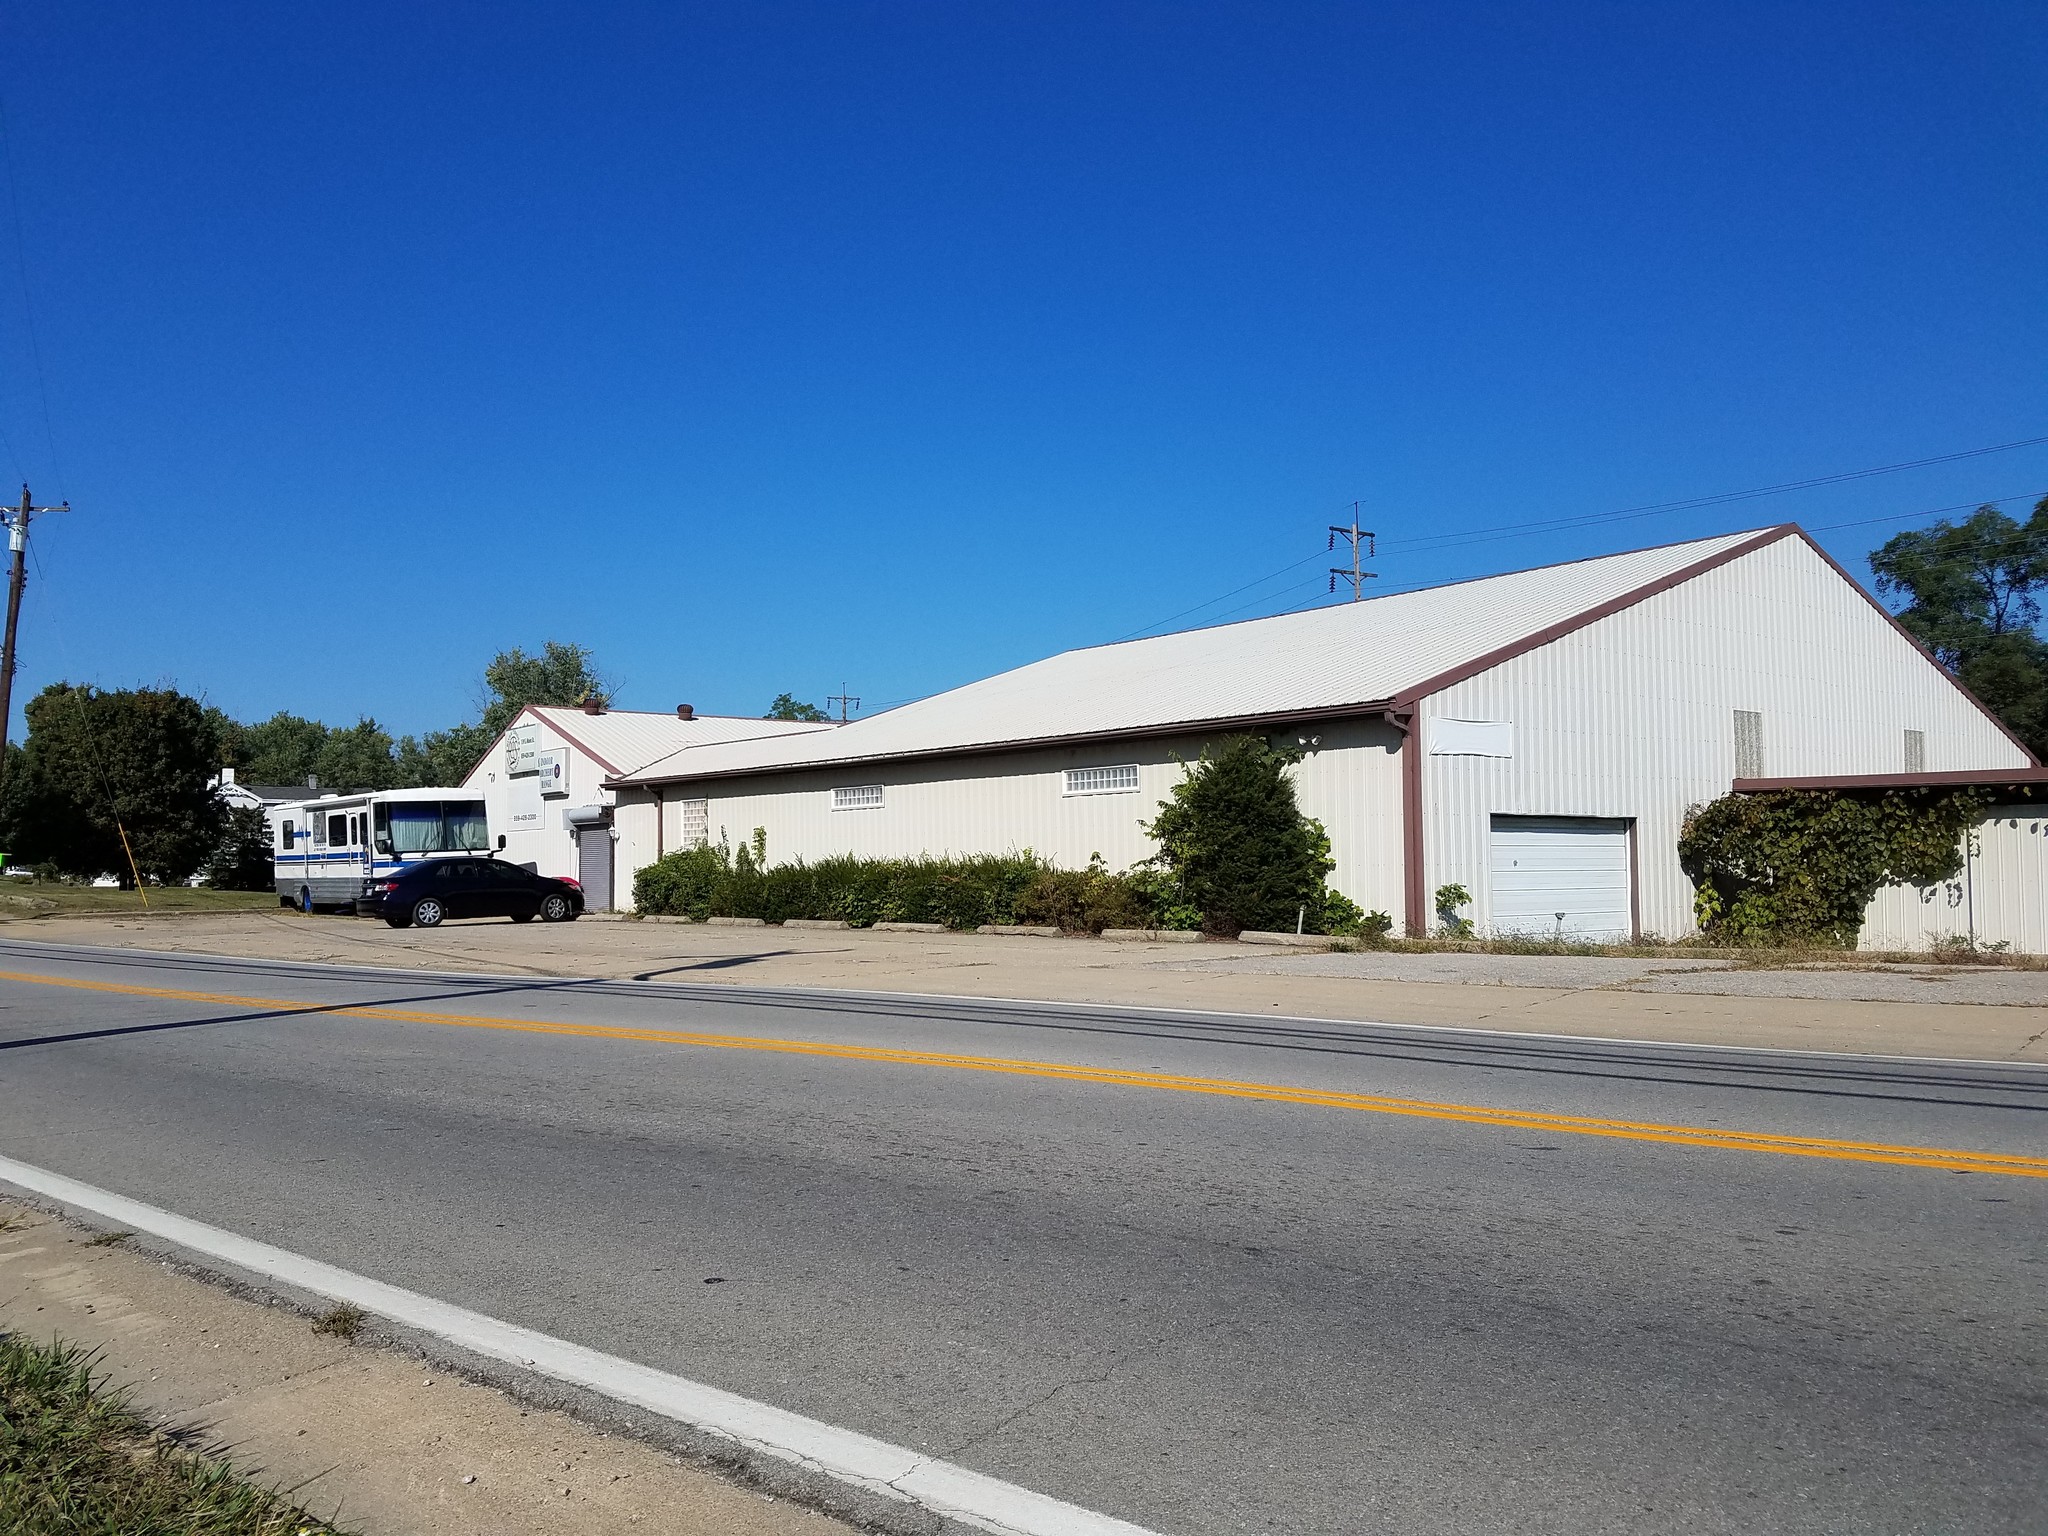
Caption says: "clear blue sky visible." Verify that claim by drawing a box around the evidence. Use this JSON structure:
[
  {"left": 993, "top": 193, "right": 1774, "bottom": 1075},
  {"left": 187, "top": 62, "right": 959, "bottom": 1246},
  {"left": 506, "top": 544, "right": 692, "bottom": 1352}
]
[{"left": 2, "top": 2, "right": 2043, "bottom": 740}]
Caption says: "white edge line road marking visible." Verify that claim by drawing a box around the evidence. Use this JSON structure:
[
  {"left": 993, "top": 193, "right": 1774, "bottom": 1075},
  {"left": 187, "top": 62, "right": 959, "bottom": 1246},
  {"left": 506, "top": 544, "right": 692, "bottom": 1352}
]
[
  {"left": 3, "top": 935, "right": 2040, "bottom": 1072},
  {"left": 0, "top": 1154, "right": 1163, "bottom": 1536}
]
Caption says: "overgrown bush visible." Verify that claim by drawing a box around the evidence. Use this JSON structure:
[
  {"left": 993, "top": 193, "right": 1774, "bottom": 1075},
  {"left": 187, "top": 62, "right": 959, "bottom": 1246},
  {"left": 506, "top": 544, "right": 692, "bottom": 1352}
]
[
  {"left": 1144, "top": 736, "right": 1335, "bottom": 936},
  {"left": 1678, "top": 788, "right": 1986, "bottom": 947}
]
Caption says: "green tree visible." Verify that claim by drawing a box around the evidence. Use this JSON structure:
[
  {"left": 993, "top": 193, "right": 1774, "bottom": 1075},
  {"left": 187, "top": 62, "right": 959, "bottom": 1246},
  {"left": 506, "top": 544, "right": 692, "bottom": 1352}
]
[
  {"left": 236, "top": 712, "right": 330, "bottom": 787},
  {"left": 1144, "top": 735, "right": 1335, "bottom": 936},
  {"left": 1871, "top": 498, "right": 2048, "bottom": 755},
  {"left": 765, "top": 693, "right": 829, "bottom": 722},
  {"left": 479, "top": 642, "right": 610, "bottom": 735},
  {"left": 203, "top": 804, "right": 275, "bottom": 890},
  {"left": 4, "top": 684, "right": 223, "bottom": 884},
  {"left": 395, "top": 722, "right": 494, "bottom": 787},
  {"left": 311, "top": 717, "right": 399, "bottom": 791}
]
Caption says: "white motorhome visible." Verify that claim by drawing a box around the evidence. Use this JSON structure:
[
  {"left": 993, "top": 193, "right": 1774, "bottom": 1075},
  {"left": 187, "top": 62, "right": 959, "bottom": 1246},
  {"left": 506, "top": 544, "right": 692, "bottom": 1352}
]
[{"left": 271, "top": 787, "right": 492, "bottom": 911}]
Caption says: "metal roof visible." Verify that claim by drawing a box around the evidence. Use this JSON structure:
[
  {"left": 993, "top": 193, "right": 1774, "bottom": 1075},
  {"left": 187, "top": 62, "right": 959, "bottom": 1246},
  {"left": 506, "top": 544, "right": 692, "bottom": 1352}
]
[
  {"left": 522, "top": 706, "right": 831, "bottom": 777},
  {"left": 617, "top": 527, "right": 1787, "bottom": 787}
]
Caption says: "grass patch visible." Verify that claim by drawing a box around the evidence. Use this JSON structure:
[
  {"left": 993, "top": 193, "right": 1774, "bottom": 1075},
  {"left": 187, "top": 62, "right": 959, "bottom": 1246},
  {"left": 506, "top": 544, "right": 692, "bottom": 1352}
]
[
  {"left": 83, "top": 1231, "right": 132, "bottom": 1248},
  {"left": 0, "top": 1331, "right": 351, "bottom": 1534},
  {"left": 310, "top": 1303, "right": 365, "bottom": 1342},
  {"left": 0, "top": 884, "right": 278, "bottom": 918}
]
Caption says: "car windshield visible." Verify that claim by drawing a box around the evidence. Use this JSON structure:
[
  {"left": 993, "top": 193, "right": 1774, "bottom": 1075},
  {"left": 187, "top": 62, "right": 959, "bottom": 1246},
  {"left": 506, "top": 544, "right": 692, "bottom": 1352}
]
[{"left": 385, "top": 801, "right": 491, "bottom": 855}]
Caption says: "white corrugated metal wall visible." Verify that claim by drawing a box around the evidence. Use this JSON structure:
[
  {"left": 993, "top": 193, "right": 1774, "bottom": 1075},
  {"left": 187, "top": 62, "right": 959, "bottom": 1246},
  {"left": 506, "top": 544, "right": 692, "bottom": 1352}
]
[
  {"left": 1421, "top": 537, "right": 2029, "bottom": 938},
  {"left": 1861, "top": 806, "right": 2048, "bottom": 952},
  {"left": 612, "top": 717, "right": 1407, "bottom": 917}
]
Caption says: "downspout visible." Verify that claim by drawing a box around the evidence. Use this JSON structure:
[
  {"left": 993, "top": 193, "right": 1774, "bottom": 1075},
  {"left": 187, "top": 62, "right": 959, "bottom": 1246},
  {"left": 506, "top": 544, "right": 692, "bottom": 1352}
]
[
  {"left": 1384, "top": 705, "right": 1425, "bottom": 937},
  {"left": 654, "top": 786, "right": 665, "bottom": 861}
]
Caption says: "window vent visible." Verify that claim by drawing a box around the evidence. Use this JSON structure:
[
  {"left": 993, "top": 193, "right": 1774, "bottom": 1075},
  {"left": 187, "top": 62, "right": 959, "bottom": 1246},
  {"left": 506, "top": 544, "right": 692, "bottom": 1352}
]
[
  {"left": 1734, "top": 710, "right": 1764, "bottom": 779},
  {"left": 678, "top": 798, "right": 709, "bottom": 847},
  {"left": 832, "top": 784, "right": 885, "bottom": 812},
  {"left": 1064, "top": 764, "right": 1140, "bottom": 797},
  {"left": 1903, "top": 729, "right": 1926, "bottom": 774}
]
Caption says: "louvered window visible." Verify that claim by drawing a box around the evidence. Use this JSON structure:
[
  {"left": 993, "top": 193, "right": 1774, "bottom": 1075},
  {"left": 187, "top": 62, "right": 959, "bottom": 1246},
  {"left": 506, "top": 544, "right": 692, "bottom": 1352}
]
[
  {"left": 1903, "top": 729, "right": 1926, "bottom": 774},
  {"left": 1064, "top": 765, "right": 1140, "bottom": 797},
  {"left": 832, "top": 784, "right": 885, "bottom": 811}
]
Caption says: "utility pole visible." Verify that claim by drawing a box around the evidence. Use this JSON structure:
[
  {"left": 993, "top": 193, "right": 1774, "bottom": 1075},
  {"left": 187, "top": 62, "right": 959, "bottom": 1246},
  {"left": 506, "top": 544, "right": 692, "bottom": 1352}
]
[
  {"left": 0, "top": 483, "right": 68, "bottom": 765},
  {"left": 1328, "top": 503, "right": 1377, "bottom": 601},
  {"left": 825, "top": 684, "right": 860, "bottom": 725}
]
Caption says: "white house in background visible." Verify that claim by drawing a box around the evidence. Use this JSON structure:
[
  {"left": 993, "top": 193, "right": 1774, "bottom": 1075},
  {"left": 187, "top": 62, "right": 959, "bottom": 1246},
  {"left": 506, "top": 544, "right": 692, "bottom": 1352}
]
[
  {"left": 460, "top": 704, "right": 832, "bottom": 910},
  {"left": 210, "top": 767, "right": 312, "bottom": 814},
  {"left": 606, "top": 525, "right": 2034, "bottom": 941}
]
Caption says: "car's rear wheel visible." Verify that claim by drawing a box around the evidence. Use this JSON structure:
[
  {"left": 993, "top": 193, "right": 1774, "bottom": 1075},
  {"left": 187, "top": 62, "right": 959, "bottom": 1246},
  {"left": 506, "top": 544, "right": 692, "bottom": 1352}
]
[
  {"left": 511, "top": 912, "right": 535, "bottom": 923},
  {"left": 540, "top": 894, "right": 571, "bottom": 922},
  {"left": 411, "top": 897, "right": 446, "bottom": 928}
]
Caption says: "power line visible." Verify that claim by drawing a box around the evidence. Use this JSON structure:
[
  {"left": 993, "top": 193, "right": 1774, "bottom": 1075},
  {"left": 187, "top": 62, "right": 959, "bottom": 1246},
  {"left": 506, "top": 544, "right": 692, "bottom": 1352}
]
[{"left": 1377, "top": 432, "right": 2048, "bottom": 556}]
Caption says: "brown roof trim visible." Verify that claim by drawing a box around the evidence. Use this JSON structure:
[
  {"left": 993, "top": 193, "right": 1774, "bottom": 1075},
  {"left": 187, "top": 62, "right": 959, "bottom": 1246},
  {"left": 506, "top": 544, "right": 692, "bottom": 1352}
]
[
  {"left": 606, "top": 701, "right": 1402, "bottom": 788},
  {"left": 523, "top": 706, "right": 628, "bottom": 776},
  {"left": 1391, "top": 525, "right": 1797, "bottom": 708},
  {"left": 1734, "top": 768, "right": 2048, "bottom": 792},
  {"left": 1787, "top": 529, "right": 2042, "bottom": 766}
]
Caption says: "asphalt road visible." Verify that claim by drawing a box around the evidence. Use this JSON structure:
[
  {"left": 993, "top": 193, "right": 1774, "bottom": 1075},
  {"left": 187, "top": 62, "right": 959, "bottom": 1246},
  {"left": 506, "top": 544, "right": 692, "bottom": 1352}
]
[{"left": 1, "top": 936, "right": 2043, "bottom": 1535}]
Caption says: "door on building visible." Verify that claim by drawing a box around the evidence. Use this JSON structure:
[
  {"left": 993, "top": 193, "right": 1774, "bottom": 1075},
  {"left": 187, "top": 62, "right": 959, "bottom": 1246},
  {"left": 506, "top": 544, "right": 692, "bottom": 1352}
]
[
  {"left": 1488, "top": 816, "right": 1633, "bottom": 942},
  {"left": 575, "top": 825, "right": 613, "bottom": 911}
]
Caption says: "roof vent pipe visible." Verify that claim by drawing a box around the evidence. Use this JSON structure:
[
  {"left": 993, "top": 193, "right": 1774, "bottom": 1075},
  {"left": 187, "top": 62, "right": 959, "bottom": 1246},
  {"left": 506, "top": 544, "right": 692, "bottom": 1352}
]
[
  {"left": 580, "top": 697, "right": 605, "bottom": 715},
  {"left": 676, "top": 704, "right": 694, "bottom": 720},
  {"left": 306, "top": 773, "right": 319, "bottom": 790}
]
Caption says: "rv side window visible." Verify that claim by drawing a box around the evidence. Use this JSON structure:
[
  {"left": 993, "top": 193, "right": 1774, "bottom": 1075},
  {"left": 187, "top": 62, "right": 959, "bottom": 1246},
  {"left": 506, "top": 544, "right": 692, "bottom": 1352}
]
[
  {"left": 372, "top": 803, "right": 392, "bottom": 854},
  {"left": 327, "top": 813, "right": 349, "bottom": 846},
  {"left": 349, "top": 814, "right": 363, "bottom": 846},
  {"left": 281, "top": 820, "right": 295, "bottom": 849},
  {"left": 312, "top": 814, "right": 326, "bottom": 848}
]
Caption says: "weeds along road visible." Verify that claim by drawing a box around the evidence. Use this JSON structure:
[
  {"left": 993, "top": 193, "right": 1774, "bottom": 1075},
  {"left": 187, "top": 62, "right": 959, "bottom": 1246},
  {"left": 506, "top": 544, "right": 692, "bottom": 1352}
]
[{"left": 0, "top": 938, "right": 2043, "bottom": 1536}]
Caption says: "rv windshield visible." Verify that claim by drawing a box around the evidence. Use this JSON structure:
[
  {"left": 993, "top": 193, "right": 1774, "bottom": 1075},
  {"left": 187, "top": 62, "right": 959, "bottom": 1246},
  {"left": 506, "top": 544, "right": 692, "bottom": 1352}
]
[{"left": 384, "top": 801, "right": 491, "bottom": 856}]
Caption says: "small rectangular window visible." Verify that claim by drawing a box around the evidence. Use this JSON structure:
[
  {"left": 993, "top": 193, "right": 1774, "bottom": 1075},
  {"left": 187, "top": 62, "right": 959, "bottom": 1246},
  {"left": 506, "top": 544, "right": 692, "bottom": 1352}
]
[
  {"left": 312, "top": 813, "right": 327, "bottom": 848},
  {"left": 1734, "top": 710, "right": 1764, "bottom": 779},
  {"left": 832, "top": 784, "right": 885, "bottom": 811},
  {"left": 327, "top": 813, "right": 349, "bottom": 846},
  {"left": 281, "top": 819, "right": 296, "bottom": 850},
  {"left": 1904, "top": 728, "right": 1926, "bottom": 774},
  {"left": 678, "top": 799, "right": 709, "bottom": 846},
  {"left": 1064, "top": 764, "right": 1140, "bottom": 796}
]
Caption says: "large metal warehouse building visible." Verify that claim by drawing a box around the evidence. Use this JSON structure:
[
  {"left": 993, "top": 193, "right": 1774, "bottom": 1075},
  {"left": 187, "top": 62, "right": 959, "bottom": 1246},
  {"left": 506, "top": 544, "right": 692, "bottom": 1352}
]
[{"left": 608, "top": 525, "right": 2033, "bottom": 939}]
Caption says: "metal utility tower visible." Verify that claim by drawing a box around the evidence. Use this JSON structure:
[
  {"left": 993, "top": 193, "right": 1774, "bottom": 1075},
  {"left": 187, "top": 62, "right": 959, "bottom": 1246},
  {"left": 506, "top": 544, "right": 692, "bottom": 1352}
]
[
  {"left": 826, "top": 685, "right": 861, "bottom": 725},
  {"left": 0, "top": 483, "right": 68, "bottom": 762},
  {"left": 1328, "top": 504, "right": 1377, "bottom": 601}
]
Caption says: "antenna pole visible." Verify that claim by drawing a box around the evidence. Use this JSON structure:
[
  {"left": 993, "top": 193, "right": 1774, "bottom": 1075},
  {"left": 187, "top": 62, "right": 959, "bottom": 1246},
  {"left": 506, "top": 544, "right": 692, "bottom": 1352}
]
[
  {"left": 1328, "top": 502, "right": 1378, "bottom": 602},
  {"left": 826, "top": 684, "right": 861, "bottom": 725}
]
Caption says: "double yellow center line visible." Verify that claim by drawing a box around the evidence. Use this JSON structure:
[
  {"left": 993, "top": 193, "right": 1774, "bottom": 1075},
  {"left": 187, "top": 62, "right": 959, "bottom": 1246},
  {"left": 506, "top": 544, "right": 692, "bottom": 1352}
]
[{"left": 4, "top": 967, "right": 2044, "bottom": 1179}]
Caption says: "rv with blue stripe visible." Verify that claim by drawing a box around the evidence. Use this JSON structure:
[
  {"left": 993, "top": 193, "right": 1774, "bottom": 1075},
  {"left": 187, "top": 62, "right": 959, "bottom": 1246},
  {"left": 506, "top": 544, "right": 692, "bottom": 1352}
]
[{"left": 271, "top": 788, "right": 492, "bottom": 911}]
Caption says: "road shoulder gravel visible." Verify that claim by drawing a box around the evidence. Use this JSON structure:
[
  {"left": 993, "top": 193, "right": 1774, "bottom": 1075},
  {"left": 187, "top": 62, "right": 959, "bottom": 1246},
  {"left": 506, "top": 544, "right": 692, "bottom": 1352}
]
[{"left": 0, "top": 1203, "right": 850, "bottom": 1536}]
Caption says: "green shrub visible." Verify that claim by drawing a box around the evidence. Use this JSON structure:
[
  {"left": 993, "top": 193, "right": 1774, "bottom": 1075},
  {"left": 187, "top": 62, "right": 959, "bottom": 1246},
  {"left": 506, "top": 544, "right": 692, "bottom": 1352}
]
[
  {"left": 1434, "top": 882, "right": 1473, "bottom": 938},
  {"left": 1144, "top": 736, "right": 1335, "bottom": 936},
  {"left": 1678, "top": 788, "right": 1985, "bottom": 947}
]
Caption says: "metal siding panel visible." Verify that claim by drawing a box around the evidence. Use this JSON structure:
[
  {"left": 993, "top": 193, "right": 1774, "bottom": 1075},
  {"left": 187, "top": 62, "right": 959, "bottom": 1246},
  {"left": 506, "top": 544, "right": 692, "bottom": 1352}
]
[
  {"left": 1862, "top": 808, "right": 2048, "bottom": 953},
  {"left": 1426, "top": 537, "right": 2026, "bottom": 939},
  {"left": 613, "top": 722, "right": 1408, "bottom": 917}
]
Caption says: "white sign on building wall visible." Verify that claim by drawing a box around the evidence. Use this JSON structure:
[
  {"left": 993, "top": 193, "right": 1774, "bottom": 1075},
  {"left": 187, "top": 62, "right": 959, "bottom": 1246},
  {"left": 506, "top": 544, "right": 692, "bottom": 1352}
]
[
  {"left": 508, "top": 773, "right": 544, "bottom": 831},
  {"left": 537, "top": 748, "right": 568, "bottom": 798},
  {"left": 505, "top": 723, "right": 542, "bottom": 776}
]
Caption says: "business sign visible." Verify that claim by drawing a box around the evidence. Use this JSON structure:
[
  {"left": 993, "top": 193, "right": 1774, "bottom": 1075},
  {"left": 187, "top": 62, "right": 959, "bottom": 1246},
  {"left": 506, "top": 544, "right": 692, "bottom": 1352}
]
[
  {"left": 505, "top": 723, "right": 542, "bottom": 776},
  {"left": 537, "top": 748, "right": 568, "bottom": 798},
  {"left": 507, "top": 772, "right": 544, "bottom": 830}
]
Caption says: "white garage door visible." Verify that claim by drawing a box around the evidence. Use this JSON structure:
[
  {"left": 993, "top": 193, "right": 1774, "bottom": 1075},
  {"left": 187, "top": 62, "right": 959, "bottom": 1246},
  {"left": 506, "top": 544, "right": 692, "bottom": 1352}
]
[{"left": 1489, "top": 816, "right": 1632, "bottom": 942}]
